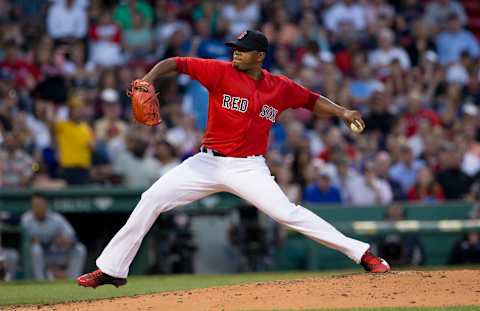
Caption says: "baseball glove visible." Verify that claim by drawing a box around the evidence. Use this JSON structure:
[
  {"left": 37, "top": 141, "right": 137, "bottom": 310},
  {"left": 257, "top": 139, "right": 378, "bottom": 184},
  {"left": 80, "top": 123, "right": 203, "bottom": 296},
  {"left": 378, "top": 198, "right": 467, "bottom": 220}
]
[{"left": 127, "top": 79, "right": 162, "bottom": 126}]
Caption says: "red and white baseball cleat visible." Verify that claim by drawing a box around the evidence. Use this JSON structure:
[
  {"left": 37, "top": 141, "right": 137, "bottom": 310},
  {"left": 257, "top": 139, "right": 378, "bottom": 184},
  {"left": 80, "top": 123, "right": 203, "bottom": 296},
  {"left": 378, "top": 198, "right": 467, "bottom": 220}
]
[
  {"left": 360, "top": 249, "right": 390, "bottom": 273},
  {"left": 77, "top": 269, "right": 127, "bottom": 288}
]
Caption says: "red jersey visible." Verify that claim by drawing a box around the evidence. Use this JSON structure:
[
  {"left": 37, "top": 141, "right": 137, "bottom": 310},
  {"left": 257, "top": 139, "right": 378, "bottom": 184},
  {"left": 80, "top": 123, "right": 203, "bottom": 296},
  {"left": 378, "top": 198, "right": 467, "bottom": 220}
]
[{"left": 175, "top": 57, "right": 319, "bottom": 157}]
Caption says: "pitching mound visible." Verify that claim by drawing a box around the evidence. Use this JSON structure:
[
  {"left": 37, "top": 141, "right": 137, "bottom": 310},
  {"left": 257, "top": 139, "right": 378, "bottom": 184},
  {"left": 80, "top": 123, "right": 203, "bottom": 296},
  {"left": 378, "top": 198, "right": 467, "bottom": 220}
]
[{"left": 13, "top": 270, "right": 480, "bottom": 310}]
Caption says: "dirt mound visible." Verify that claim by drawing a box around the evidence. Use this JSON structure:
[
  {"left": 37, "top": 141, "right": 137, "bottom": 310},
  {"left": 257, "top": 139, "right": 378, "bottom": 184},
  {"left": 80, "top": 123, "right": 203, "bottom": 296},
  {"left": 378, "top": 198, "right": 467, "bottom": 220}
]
[{"left": 13, "top": 270, "right": 480, "bottom": 310}]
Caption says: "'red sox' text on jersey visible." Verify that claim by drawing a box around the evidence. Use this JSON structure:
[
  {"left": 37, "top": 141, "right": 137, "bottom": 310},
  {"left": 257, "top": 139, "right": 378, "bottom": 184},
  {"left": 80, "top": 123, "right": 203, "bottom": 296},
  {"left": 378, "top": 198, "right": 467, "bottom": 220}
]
[{"left": 175, "top": 57, "right": 320, "bottom": 157}]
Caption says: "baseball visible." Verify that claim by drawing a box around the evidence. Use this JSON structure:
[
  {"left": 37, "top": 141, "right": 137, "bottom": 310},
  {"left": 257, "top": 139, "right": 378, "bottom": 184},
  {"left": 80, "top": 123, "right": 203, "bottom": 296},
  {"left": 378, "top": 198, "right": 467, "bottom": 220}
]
[{"left": 350, "top": 122, "right": 364, "bottom": 133}]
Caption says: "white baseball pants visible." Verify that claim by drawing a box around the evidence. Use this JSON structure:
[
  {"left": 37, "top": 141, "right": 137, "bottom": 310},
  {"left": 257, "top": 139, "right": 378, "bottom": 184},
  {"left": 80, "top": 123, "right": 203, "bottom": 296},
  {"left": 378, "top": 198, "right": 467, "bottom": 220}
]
[{"left": 96, "top": 152, "right": 369, "bottom": 278}]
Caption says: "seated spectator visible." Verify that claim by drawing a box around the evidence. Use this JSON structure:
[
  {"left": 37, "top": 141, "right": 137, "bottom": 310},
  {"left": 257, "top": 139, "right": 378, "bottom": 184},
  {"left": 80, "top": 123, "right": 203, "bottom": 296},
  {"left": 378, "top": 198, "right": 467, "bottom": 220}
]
[
  {"left": 346, "top": 161, "right": 393, "bottom": 206},
  {"left": 303, "top": 168, "right": 342, "bottom": 204},
  {"left": 153, "top": 139, "right": 180, "bottom": 177},
  {"left": 331, "top": 155, "right": 360, "bottom": 202},
  {"left": 436, "top": 143, "right": 473, "bottom": 199},
  {"left": 94, "top": 89, "right": 127, "bottom": 145},
  {"left": 435, "top": 12, "right": 479, "bottom": 65},
  {"left": 49, "top": 95, "right": 95, "bottom": 185},
  {"left": 112, "top": 131, "right": 161, "bottom": 188},
  {"left": 364, "top": 86, "right": 395, "bottom": 136},
  {"left": 88, "top": 10, "right": 123, "bottom": 67},
  {"left": 389, "top": 144, "right": 424, "bottom": 193},
  {"left": 324, "top": 0, "right": 367, "bottom": 34},
  {"left": 123, "top": 10, "right": 154, "bottom": 60},
  {"left": 63, "top": 42, "right": 95, "bottom": 88},
  {"left": 374, "top": 151, "right": 405, "bottom": 201},
  {"left": 114, "top": 0, "right": 154, "bottom": 30},
  {"left": 46, "top": 0, "right": 87, "bottom": 42},
  {"left": 0, "top": 132, "right": 34, "bottom": 188},
  {"left": 425, "top": 0, "right": 467, "bottom": 28},
  {"left": 275, "top": 165, "right": 302, "bottom": 203},
  {"left": 21, "top": 193, "right": 86, "bottom": 280},
  {"left": 221, "top": 0, "right": 260, "bottom": 37},
  {"left": 407, "top": 167, "right": 445, "bottom": 202},
  {"left": 368, "top": 28, "right": 411, "bottom": 71},
  {"left": 0, "top": 42, "right": 37, "bottom": 90},
  {"left": 373, "top": 204, "right": 425, "bottom": 266}
]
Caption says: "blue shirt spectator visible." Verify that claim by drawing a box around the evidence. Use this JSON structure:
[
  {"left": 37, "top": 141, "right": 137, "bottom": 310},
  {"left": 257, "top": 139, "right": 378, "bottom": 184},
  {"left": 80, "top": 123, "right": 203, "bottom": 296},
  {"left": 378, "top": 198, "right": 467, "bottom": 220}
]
[
  {"left": 436, "top": 13, "right": 480, "bottom": 65},
  {"left": 303, "top": 174, "right": 342, "bottom": 204},
  {"left": 389, "top": 145, "right": 425, "bottom": 193}
]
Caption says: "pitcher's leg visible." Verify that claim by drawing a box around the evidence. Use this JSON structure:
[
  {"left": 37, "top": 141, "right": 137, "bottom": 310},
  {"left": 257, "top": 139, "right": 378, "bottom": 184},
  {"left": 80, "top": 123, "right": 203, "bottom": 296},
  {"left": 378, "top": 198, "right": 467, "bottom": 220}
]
[
  {"left": 96, "top": 155, "right": 221, "bottom": 278},
  {"left": 225, "top": 163, "right": 369, "bottom": 263}
]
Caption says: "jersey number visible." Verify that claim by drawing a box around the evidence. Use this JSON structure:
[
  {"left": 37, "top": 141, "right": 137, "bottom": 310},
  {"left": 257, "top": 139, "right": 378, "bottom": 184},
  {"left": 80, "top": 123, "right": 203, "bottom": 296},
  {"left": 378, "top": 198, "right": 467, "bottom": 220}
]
[
  {"left": 259, "top": 105, "right": 278, "bottom": 123},
  {"left": 222, "top": 94, "right": 248, "bottom": 113}
]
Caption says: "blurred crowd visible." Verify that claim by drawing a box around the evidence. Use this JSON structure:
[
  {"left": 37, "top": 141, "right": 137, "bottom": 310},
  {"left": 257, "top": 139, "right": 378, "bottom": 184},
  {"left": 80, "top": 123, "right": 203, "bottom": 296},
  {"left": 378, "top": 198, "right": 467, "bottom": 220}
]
[{"left": 0, "top": 0, "right": 479, "bottom": 206}]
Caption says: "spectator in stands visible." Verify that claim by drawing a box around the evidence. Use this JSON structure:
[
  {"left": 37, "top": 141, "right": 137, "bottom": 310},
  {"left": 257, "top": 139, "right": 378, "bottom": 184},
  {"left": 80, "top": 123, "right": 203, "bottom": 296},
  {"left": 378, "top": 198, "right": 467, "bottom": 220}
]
[
  {"left": 221, "top": 0, "right": 260, "bottom": 37},
  {"left": 363, "top": 85, "right": 395, "bottom": 136},
  {"left": 275, "top": 165, "right": 302, "bottom": 203},
  {"left": 46, "top": 0, "right": 87, "bottom": 42},
  {"left": 94, "top": 89, "right": 127, "bottom": 148},
  {"left": 153, "top": 138, "right": 180, "bottom": 177},
  {"left": 0, "top": 132, "right": 34, "bottom": 188},
  {"left": 88, "top": 10, "right": 124, "bottom": 67},
  {"left": 436, "top": 12, "right": 479, "bottom": 65},
  {"left": 21, "top": 193, "right": 86, "bottom": 280},
  {"left": 331, "top": 155, "right": 359, "bottom": 202},
  {"left": 407, "top": 166, "right": 445, "bottom": 202},
  {"left": 436, "top": 143, "right": 473, "bottom": 199},
  {"left": 112, "top": 131, "right": 161, "bottom": 188},
  {"left": 346, "top": 161, "right": 393, "bottom": 206},
  {"left": 401, "top": 88, "right": 441, "bottom": 138},
  {"left": 123, "top": 10, "right": 154, "bottom": 60},
  {"left": 389, "top": 144, "right": 424, "bottom": 193},
  {"left": 303, "top": 168, "right": 342, "bottom": 204},
  {"left": 63, "top": 42, "right": 95, "bottom": 88},
  {"left": 50, "top": 95, "right": 95, "bottom": 185},
  {"left": 425, "top": 0, "right": 467, "bottom": 28},
  {"left": 0, "top": 42, "right": 36, "bottom": 90},
  {"left": 368, "top": 28, "right": 411, "bottom": 71},
  {"left": 114, "top": 0, "right": 154, "bottom": 30},
  {"left": 373, "top": 152, "right": 404, "bottom": 202},
  {"left": 324, "top": 0, "right": 367, "bottom": 34},
  {"left": 373, "top": 203, "right": 425, "bottom": 266}
]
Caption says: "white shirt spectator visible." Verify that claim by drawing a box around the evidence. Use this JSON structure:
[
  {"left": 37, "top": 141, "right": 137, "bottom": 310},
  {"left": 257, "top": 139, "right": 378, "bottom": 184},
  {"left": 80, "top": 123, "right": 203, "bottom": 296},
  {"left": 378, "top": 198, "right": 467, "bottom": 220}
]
[
  {"left": 222, "top": 2, "right": 260, "bottom": 37},
  {"left": 88, "top": 12, "right": 123, "bottom": 67},
  {"left": 26, "top": 115, "right": 51, "bottom": 150},
  {"left": 446, "top": 62, "right": 469, "bottom": 85},
  {"left": 324, "top": 1, "right": 367, "bottom": 32},
  {"left": 346, "top": 175, "right": 393, "bottom": 205},
  {"left": 46, "top": 0, "right": 87, "bottom": 40},
  {"left": 112, "top": 150, "right": 162, "bottom": 188},
  {"left": 368, "top": 47, "right": 411, "bottom": 69}
]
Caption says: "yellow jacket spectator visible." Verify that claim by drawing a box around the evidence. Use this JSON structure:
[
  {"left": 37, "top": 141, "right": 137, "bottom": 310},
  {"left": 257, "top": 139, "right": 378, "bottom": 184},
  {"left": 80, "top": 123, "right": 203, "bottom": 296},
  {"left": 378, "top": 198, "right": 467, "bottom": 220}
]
[{"left": 54, "top": 96, "right": 95, "bottom": 185}]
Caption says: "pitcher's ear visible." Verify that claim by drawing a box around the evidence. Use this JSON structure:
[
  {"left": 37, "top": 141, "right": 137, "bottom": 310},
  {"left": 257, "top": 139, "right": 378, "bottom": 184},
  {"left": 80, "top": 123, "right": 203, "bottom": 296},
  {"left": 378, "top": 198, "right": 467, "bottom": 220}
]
[{"left": 258, "top": 51, "right": 265, "bottom": 62}]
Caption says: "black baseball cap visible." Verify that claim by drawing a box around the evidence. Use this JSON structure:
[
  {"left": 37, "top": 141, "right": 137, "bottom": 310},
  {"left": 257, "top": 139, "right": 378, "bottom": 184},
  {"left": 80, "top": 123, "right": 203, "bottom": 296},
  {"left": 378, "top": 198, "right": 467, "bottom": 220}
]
[{"left": 225, "top": 30, "right": 268, "bottom": 52}]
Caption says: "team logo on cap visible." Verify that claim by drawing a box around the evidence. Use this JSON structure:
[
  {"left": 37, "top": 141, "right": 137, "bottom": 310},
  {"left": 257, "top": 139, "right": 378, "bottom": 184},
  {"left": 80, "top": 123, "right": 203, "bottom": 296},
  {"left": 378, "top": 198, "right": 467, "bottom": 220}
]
[{"left": 237, "top": 31, "right": 247, "bottom": 40}]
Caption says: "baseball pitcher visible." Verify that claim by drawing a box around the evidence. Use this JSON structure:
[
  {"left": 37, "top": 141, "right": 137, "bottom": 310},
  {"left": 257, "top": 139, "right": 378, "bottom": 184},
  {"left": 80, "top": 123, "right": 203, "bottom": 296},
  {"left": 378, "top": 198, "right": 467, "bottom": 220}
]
[{"left": 78, "top": 30, "right": 389, "bottom": 288}]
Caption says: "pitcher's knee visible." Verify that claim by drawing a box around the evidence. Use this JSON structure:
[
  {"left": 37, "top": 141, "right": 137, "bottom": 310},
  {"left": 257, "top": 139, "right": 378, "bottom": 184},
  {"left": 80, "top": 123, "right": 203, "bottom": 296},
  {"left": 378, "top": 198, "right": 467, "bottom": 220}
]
[{"left": 140, "top": 188, "right": 171, "bottom": 214}]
